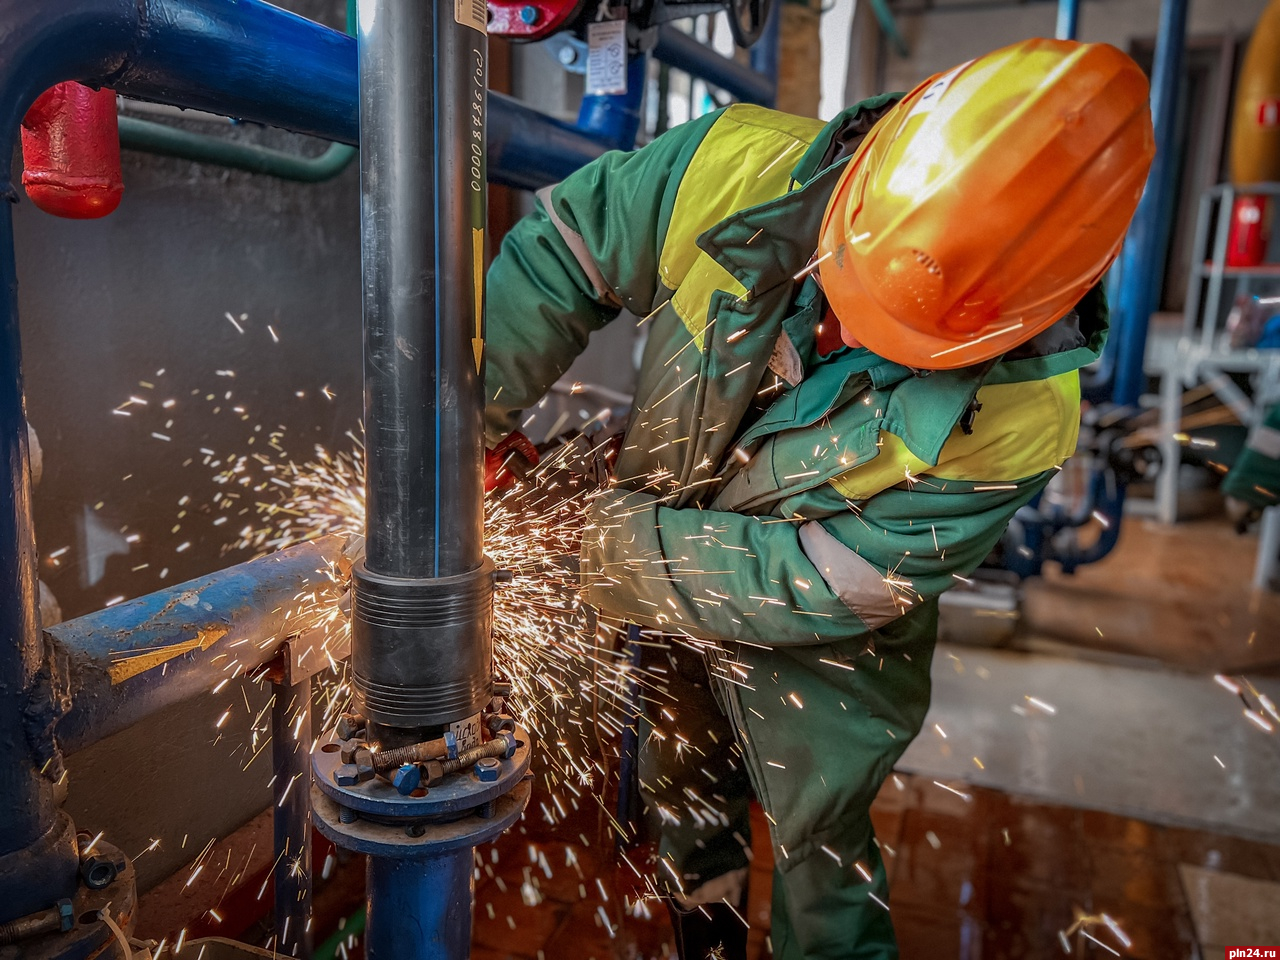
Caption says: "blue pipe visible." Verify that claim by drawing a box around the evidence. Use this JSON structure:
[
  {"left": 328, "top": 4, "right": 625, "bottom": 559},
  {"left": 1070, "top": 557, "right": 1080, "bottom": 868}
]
[
  {"left": 576, "top": 54, "right": 650, "bottom": 152},
  {"left": 1112, "top": 0, "right": 1189, "bottom": 408},
  {"left": 653, "top": 25, "right": 776, "bottom": 107},
  {"left": 1056, "top": 0, "right": 1082, "bottom": 41},
  {"left": 365, "top": 851, "right": 473, "bottom": 959},
  {"left": 0, "top": 184, "right": 72, "bottom": 912},
  {"left": 47, "top": 536, "right": 347, "bottom": 757},
  {"left": 0, "top": 0, "right": 605, "bottom": 191}
]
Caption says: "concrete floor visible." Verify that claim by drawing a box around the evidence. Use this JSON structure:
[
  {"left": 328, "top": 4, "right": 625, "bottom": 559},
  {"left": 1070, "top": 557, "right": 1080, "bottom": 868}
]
[{"left": 899, "top": 642, "right": 1280, "bottom": 842}]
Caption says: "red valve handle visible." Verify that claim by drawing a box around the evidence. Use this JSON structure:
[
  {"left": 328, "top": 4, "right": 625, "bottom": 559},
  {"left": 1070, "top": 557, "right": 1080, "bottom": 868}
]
[{"left": 21, "top": 82, "right": 124, "bottom": 220}]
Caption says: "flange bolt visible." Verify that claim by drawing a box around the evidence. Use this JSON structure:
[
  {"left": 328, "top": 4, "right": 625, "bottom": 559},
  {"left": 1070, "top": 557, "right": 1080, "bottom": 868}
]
[{"left": 393, "top": 763, "right": 423, "bottom": 795}]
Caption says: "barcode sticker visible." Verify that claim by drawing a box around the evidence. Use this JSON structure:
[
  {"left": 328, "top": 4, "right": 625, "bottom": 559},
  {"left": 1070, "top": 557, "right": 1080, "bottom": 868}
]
[
  {"left": 456, "top": 0, "right": 487, "bottom": 33},
  {"left": 586, "top": 19, "right": 627, "bottom": 96}
]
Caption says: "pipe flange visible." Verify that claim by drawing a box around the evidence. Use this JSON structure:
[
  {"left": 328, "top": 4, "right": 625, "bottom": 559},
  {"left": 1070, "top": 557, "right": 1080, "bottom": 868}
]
[
  {"left": 311, "top": 777, "right": 532, "bottom": 859},
  {"left": 0, "top": 839, "right": 137, "bottom": 960},
  {"left": 311, "top": 726, "right": 533, "bottom": 820}
]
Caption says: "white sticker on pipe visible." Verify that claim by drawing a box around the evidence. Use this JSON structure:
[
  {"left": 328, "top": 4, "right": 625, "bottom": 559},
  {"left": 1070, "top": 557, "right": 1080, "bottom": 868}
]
[{"left": 586, "top": 19, "right": 627, "bottom": 96}]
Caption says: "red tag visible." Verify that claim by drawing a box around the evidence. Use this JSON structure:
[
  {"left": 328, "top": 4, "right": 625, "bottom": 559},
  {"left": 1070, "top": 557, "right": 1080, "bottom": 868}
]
[{"left": 1258, "top": 99, "right": 1280, "bottom": 127}]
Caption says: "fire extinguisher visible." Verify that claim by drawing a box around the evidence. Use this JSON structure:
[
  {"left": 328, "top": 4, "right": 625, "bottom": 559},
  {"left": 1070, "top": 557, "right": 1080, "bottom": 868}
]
[
  {"left": 20, "top": 82, "right": 124, "bottom": 219},
  {"left": 1227, "top": 193, "right": 1272, "bottom": 268}
]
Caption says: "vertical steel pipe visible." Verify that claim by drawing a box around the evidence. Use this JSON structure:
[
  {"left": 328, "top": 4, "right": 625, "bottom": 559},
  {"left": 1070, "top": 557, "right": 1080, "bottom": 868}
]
[
  {"left": 352, "top": 2, "right": 495, "bottom": 955},
  {"left": 351, "top": 0, "right": 494, "bottom": 741},
  {"left": 1112, "top": 0, "right": 1189, "bottom": 407},
  {"left": 364, "top": 851, "right": 474, "bottom": 959},
  {"left": 1056, "top": 0, "right": 1081, "bottom": 40},
  {"left": 272, "top": 676, "right": 313, "bottom": 959},
  {"left": 358, "top": 0, "right": 485, "bottom": 580}
]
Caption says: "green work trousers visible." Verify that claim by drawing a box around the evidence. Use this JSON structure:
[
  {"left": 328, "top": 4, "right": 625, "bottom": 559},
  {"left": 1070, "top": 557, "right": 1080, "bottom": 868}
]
[{"left": 637, "top": 602, "right": 938, "bottom": 960}]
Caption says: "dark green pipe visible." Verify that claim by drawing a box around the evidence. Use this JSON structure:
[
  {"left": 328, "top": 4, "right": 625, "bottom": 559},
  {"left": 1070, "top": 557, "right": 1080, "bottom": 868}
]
[
  {"left": 116, "top": 0, "right": 357, "bottom": 183},
  {"left": 314, "top": 906, "right": 366, "bottom": 960},
  {"left": 117, "top": 115, "right": 356, "bottom": 182}
]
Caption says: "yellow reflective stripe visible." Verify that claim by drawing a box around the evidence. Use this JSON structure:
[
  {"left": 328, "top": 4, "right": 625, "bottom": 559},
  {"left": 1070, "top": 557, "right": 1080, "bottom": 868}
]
[
  {"left": 828, "top": 433, "right": 930, "bottom": 501},
  {"left": 932, "top": 372, "right": 1081, "bottom": 482},
  {"left": 828, "top": 371, "right": 1081, "bottom": 500},
  {"left": 670, "top": 256, "right": 747, "bottom": 350},
  {"left": 659, "top": 105, "right": 824, "bottom": 315}
]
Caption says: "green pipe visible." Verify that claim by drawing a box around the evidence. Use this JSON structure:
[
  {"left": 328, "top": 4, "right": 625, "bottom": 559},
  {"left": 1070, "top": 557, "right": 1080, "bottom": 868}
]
[
  {"left": 868, "top": 0, "right": 910, "bottom": 57},
  {"left": 117, "top": 115, "right": 356, "bottom": 182},
  {"left": 314, "top": 906, "right": 366, "bottom": 960},
  {"left": 116, "top": 0, "right": 357, "bottom": 183}
]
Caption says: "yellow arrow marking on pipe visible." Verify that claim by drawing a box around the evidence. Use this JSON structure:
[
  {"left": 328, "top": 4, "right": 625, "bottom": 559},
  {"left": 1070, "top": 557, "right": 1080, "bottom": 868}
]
[
  {"left": 106, "top": 624, "right": 229, "bottom": 684},
  {"left": 471, "top": 227, "right": 485, "bottom": 373}
]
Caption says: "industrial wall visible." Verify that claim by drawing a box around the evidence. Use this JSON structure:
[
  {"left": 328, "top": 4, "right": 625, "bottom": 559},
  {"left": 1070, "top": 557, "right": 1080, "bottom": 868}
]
[{"left": 877, "top": 0, "right": 1267, "bottom": 92}]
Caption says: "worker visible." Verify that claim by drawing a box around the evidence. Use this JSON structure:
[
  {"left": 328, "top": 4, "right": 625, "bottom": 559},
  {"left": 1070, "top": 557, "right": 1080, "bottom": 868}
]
[{"left": 483, "top": 38, "right": 1155, "bottom": 960}]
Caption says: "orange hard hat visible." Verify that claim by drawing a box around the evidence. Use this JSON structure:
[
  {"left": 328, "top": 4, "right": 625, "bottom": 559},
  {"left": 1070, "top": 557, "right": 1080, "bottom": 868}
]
[{"left": 817, "top": 38, "right": 1155, "bottom": 370}]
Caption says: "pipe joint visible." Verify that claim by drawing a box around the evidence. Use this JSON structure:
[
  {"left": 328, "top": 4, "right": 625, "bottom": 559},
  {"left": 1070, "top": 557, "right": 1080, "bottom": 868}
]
[{"left": 351, "top": 558, "right": 497, "bottom": 731}]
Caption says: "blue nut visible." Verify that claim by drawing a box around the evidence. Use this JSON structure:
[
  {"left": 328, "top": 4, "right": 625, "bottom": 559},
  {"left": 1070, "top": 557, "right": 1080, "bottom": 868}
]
[
  {"left": 443, "top": 730, "right": 459, "bottom": 760},
  {"left": 56, "top": 899, "right": 74, "bottom": 932},
  {"left": 519, "top": 5, "right": 540, "bottom": 24},
  {"left": 474, "top": 758, "right": 501, "bottom": 782},
  {"left": 392, "top": 763, "right": 423, "bottom": 795},
  {"left": 498, "top": 732, "right": 518, "bottom": 759}
]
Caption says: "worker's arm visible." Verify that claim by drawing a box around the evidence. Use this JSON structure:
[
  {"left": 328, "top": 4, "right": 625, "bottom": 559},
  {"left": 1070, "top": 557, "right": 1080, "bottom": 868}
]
[
  {"left": 582, "top": 371, "right": 1081, "bottom": 645},
  {"left": 484, "top": 111, "right": 722, "bottom": 444},
  {"left": 580, "top": 473, "right": 1049, "bottom": 647}
]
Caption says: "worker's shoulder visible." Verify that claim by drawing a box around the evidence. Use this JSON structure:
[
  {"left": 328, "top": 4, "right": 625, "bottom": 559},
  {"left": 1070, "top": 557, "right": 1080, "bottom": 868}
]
[
  {"left": 704, "top": 103, "right": 828, "bottom": 147},
  {"left": 933, "top": 371, "right": 1082, "bottom": 483}
]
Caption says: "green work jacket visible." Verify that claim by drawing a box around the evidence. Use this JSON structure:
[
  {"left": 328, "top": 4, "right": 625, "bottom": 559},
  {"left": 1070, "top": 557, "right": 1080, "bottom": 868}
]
[{"left": 485, "top": 98, "right": 1107, "bottom": 650}]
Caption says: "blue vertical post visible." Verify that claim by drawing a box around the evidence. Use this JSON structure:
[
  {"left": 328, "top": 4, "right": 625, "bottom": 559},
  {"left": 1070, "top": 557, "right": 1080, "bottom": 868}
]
[
  {"left": 273, "top": 675, "right": 313, "bottom": 959},
  {"left": 1112, "top": 0, "right": 1189, "bottom": 407},
  {"left": 0, "top": 191, "right": 80, "bottom": 921},
  {"left": 1056, "top": 0, "right": 1082, "bottom": 40},
  {"left": 577, "top": 53, "right": 650, "bottom": 151},
  {"left": 749, "top": 0, "right": 781, "bottom": 100}
]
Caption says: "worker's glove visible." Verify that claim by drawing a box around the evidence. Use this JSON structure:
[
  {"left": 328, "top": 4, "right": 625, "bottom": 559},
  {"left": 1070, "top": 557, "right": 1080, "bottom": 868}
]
[{"left": 484, "top": 431, "right": 539, "bottom": 493}]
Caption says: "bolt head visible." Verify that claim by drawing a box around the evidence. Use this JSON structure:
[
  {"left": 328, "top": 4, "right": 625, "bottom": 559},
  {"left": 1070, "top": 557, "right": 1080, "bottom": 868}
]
[
  {"left": 334, "top": 763, "right": 361, "bottom": 787},
  {"left": 80, "top": 854, "right": 117, "bottom": 890},
  {"left": 519, "top": 4, "right": 540, "bottom": 24},
  {"left": 474, "top": 757, "right": 501, "bottom": 782},
  {"left": 392, "top": 763, "right": 423, "bottom": 795},
  {"left": 55, "top": 899, "right": 74, "bottom": 932},
  {"left": 335, "top": 712, "right": 366, "bottom": 741},
  {"left": 557, "top": 45, "right": 578, "bottom": 65},
  {"left": 339, "top": 738, "right": 359, "bottom": 764},
  {"left": 353, "top": 746, "right": 376, "bottom": 782},
  {"left": 443, "top": 730, "right": 459, "bottom": 759}
]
